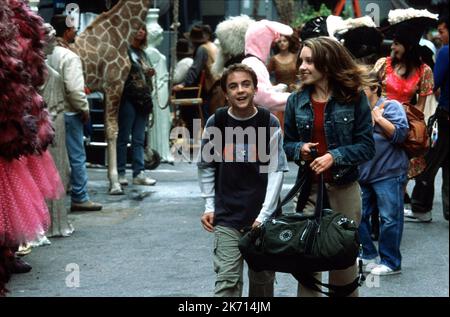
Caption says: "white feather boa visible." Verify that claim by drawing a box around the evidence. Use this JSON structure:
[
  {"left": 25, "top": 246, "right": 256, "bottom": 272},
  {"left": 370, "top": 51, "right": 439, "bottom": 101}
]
[{"left": 388, "top": 8, "right": 438, "bottom": 25}]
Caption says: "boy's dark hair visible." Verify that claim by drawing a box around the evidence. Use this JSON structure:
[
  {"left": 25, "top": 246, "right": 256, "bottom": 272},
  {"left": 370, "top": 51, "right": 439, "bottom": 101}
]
[
  {"left": 220, "top": 63, "right": 258, "bottom": 92},
  {"left": 51, "top": 14, "right": 70, "bottom": 38}
]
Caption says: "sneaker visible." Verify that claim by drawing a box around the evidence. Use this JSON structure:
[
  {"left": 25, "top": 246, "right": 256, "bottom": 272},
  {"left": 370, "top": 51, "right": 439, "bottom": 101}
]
[
  {"left": 133, "top": 172, "right": 156, "bottom": 186},
  {"left": 370, "top": 264, "right": 401, "bottom": 276},
  {"left": 404, "top": 209, "right": 432, "bottom": 222},
  {"left": 358, "top": 257, "right": 379, "bottom": 273},
  {"left": 118, "top": 175, "right": 128, "bottom": 186},
  {"left": 71, "top": 200, "right": 103, "bottom": 212}
]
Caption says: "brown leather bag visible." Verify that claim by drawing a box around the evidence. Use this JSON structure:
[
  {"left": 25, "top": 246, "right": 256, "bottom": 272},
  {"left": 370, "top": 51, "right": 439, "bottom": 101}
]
[
  {"left": 378, "top": 102, "right": 429, "bottom": 158},
  {"left": 401, "top": 103, "right": 429, "bottom": 158}
]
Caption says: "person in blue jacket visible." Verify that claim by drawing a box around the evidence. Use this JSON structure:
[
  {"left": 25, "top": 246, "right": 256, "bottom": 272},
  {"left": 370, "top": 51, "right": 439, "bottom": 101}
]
[
  {"left": 283, "top": 37, "right": 375, "bottom": 296},
  {"left": 358, "top": 71, "right": 409, "bottom": 276}
]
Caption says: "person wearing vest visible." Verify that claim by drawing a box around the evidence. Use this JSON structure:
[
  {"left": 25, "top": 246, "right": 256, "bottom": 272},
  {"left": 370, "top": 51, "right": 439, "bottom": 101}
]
[{"left": 198, "top": 64, "right": 289, "bottom": 297}]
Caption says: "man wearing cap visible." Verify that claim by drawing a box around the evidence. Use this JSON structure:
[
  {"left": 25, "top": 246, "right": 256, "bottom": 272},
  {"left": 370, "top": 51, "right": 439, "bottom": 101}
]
[{"left": 410, "top": 14, "right": 449, "bottom": 222}]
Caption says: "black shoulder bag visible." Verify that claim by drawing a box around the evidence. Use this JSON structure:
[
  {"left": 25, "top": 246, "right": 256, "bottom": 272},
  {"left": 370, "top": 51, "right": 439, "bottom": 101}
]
[
  {"left": 238, "top": 165, "right": 365, "bottom": 297},
  {"left": 125, "top": 48, "right": 154, "bottom": 115}
]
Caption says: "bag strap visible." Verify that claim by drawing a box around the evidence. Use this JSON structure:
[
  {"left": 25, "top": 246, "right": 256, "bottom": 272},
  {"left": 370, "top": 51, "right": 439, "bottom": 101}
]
[
  {"left": 313, "top": 173, "right": 324, "bottom": 223},
  {"left": 271, "top": 150, "right": 327, "bottom": 219},
  {"left": 293, "top": 272, "right": 363, "bottom": 297}
]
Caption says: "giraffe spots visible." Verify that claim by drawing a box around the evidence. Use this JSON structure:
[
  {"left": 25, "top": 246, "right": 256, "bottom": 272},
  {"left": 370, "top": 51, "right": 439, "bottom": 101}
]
[
  {"left": 110, "top": 14, "right": 122, "bottom": 28},
  {"left": 100, "top": 32, "right": 111, "bottom": 46},
  {"left": 109, "top": 27, "right": 121, "bottom": 48},
  {"left": 94, "top": 24, "right": 107, "bottom": 38},
  {"left": 118, "top": 23, "right": 130, "bottom": 42},
  {"left": 104, "top": 46, "right": 117, "bottom": 62},
  {"left": 130, "top": 18, "right": 143, "bottom": 32},
  {"left": 121, "top": 7, "right": 131, "bottom": 20},
  {"left": 118, "top": 42, "right": 128, "bottom": 55},
  {"left": 102, "top": 21, "right": 112, "bottom": 31},
  {"left": 117, "top": 55, "right": 128, "bottom": 69},
  {"left": 127, "top": 2, "right": 143, "bottom": 17},
  {"left": 106, "top": 63, "right": 121, "bottom": 81},
  {"left": 87, "top": 51, "right": 98, "bottom": 64},
  {"left": 86, "top": 35, "right": 98, "bottom": 48}
]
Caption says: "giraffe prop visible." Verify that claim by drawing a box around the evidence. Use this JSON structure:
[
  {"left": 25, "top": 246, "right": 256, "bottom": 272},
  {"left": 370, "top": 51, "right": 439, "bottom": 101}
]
[{"left": 72, "top": 0, "right": 152, "bottom": 194}]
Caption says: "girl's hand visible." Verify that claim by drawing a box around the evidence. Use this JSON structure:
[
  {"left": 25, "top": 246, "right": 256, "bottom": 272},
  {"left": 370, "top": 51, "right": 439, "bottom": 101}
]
[{"left": 310, "top": 153, "right": 334, "bottom": 174}]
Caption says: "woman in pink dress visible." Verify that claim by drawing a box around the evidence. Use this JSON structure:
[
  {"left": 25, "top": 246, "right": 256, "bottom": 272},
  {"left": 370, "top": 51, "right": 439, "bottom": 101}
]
[{"left": 0, "top": 0, "right": 63, "bottom": 296}]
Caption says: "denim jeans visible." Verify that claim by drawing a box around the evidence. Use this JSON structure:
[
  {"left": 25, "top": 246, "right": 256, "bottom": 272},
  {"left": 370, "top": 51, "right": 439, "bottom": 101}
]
[
  {"left": 117, "top": 98, "right": 148, "bottom": 178},
  {"left": 64, "top": 113, "right": 89, "bottom": 203},
  {"left": 359, "top": 174, "right": 407, "bottom": 270}
]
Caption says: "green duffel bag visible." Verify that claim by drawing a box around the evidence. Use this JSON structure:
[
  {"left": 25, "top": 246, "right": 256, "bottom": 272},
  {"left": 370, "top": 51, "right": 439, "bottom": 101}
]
[
  {"left": 238, "top": 173, "right": 362, "bottom": 297},
  {"left": 239, "top": 209, "right": 359, "bottom": 273}
]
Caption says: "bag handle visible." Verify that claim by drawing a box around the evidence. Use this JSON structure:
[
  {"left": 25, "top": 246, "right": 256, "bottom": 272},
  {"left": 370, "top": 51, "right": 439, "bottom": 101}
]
[
  {"left": 314, "top": 172, "right": 324, "bottom": 223},
  {"left": 271, "top": 148, "right": 327, "bottom": 220}
]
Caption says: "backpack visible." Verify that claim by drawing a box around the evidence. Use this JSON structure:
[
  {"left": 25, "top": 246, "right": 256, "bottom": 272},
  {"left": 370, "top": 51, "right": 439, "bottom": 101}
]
[
  {"left": 401, "top": 103, "right": 429, "bottom": 158},
  {"left": 379, "top": 102, "right": 429, "bottom": 158}
]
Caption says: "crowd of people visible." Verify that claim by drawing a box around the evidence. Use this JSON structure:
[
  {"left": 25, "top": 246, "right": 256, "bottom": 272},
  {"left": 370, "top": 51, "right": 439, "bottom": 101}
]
[
  {"left": 0, "top": 0, "right": 448, "bottom": 297},
  {"left": 197, "top": 10, "right": 448, "bottom": 297}
]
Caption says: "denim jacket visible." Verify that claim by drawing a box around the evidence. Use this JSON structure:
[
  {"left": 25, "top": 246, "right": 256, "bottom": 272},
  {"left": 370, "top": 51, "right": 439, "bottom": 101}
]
[{"left": 283, "top": 87, "right": 375, "bottom": 185}]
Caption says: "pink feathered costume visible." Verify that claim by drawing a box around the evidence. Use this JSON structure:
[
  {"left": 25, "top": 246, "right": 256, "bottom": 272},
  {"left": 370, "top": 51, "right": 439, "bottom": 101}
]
[
  {"left": 0, "top": 0, "right": 63, "bottom": 248},
  {"left": 242, "top": 20, "right": 293, "bottom": 112}
]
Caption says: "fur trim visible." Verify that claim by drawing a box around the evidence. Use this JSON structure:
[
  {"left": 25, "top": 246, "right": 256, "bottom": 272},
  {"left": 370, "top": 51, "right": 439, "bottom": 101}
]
[
  {"left": 388, "top": 9, "right": 438, "bottom": 25},
  {"left": 212, "top": 15, "right": 255, "bottom": 77},
  {"left": 326, "top": 15, "right": 345, "bottom": 39},
  {"left": 333, "top": 16, "right": 377, "bottom": 36},
  {"left": 215, "top": 15, "right": 255, "bottom": 57}
]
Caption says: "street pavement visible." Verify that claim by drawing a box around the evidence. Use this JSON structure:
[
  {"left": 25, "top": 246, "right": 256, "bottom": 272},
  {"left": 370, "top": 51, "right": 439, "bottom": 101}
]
[{"left": 7, "top": 162, "right": 449, "bottom": 297}]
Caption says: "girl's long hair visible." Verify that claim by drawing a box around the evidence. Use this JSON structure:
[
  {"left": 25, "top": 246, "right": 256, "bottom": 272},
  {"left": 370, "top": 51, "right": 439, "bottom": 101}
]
[
  {"left": 391, "top": 41, "right": 422, "bottom": 79},
  {"left": 299, "top": 36, "right": 369, "bottom": 104}
]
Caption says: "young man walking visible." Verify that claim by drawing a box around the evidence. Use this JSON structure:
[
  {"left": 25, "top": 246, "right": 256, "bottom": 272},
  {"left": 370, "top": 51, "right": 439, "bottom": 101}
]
[{"left": 198, "top": 64, "right": 289, "bottom": 297}]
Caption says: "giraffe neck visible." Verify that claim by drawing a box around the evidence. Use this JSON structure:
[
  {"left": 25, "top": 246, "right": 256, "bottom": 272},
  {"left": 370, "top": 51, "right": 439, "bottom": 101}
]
[
  {"left": 77, "top": 0, "right": 152, "bottom": 44},
  {"left": 73, "top": 0, "right": 152, "bottom": 91}
]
